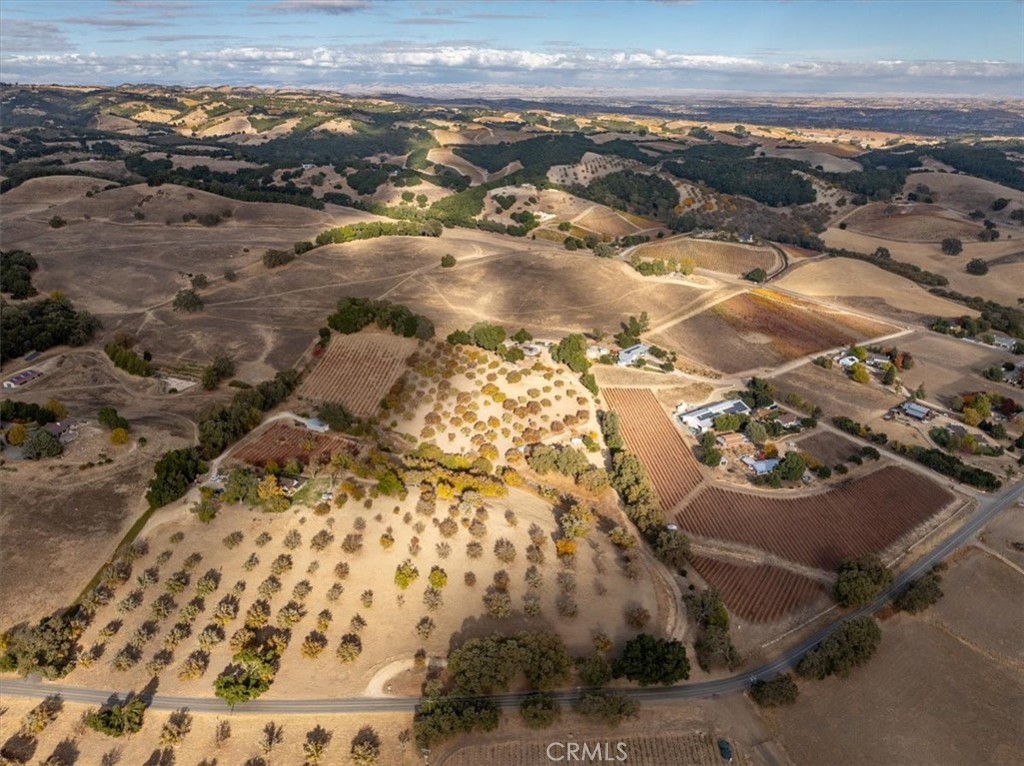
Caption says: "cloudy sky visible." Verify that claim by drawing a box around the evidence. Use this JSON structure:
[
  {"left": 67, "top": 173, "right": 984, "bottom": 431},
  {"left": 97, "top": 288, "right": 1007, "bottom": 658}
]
[{"left": 2, "top": 0, "right": 1022, "bottom": 97}]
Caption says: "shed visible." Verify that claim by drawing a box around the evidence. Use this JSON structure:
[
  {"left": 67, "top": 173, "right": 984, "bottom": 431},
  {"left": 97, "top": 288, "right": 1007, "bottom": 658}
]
[{"left": 901, "top": 402, "right": 930, "bottom": 420}]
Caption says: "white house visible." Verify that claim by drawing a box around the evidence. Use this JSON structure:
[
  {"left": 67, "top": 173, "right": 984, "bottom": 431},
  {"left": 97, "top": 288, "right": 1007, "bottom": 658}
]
[
  {"left": 677, "top": 399, "right": 752, "bottom": 433},
  {"left": 837, "top": 355, "right": 860, "bottom": 369},
  {"left": 617, "top": 344, "right": 649, "bottom": 367},
  {"left": 741, "top": 456, "right": 780, "bottom": 475}
]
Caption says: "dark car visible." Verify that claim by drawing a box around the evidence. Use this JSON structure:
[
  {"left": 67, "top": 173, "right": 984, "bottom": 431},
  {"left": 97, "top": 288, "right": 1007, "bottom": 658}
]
[{"left": 718, "top": 739, "right": 734, "bottom": 763}]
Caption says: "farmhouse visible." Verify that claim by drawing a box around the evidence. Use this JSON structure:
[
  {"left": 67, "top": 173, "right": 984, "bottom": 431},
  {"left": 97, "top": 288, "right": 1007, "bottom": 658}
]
[
  {"left": 42, "top": 421, "right": 78, "bottom": 443},
  {"left": 741, "top": 456, "right": 780, "bottom": 475},
  {"left": 2, "top": 369, "right": 43, "bottom": 389},
  {"left": 866, "top": 354, "right": 891, "bottom": 369},
  {"left": 836, "top": 355, "right": 860, "bottom": 369},
  {"left": 617, "top": 344, "right": 649, "bottom": 367},
  {"left": 990, "top": 333, "right": 1016, "bottom": 351},
  {"left": 678, "top": 399, "right": 752, "bottom": 433},
  {"left": 901, "top": 402, "right": 931, "bottom": 420},
  {"left": 716, "top": 432, "right": 749, "bottom": 449}
]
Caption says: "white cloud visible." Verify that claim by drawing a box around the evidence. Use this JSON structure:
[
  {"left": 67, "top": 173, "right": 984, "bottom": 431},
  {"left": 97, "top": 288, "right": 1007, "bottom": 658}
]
[
  {"left": 3, "top": 43, "right": 1021, "bottom": 95},
  {"left": 262, "top": 0, "right": 370, "bottom": 13}
]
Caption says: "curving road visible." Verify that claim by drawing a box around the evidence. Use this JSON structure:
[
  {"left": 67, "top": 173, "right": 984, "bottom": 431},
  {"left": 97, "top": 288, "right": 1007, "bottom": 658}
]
[{"left": 2, "top": 478, "right": 1022, "bottom": 714}]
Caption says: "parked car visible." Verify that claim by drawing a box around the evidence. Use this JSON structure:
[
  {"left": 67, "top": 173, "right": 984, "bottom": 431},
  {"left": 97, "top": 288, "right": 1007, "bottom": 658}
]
[{"left": 717, "top": 739, "right": 733, "bottom": 763}]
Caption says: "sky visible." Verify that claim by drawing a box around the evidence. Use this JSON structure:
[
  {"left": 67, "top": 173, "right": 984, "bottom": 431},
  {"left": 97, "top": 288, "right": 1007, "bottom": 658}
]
[{"left": 1, "top": 0, "right": 1023, "bottom": 98}]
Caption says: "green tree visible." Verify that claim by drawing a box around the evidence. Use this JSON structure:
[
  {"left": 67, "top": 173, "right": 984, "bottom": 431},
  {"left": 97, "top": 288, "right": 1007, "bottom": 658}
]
[
  {"left": 440, "top": 254, "right": 457, "bottom": 268},
  {"left": 699, "top": 432, "right": 722, "bottom": 467},
  {"left": 22, "top": 429, "right": 62, "bottom": 459},
  {"left": 551, "top": 334, "right": 591, "bottom": 373},
  {"left": 349, "top": 726, "right": 379, "bottom": 766},
  {"left": 575, "top": 690, "right": 640, "bottom": 725},
  {"left": 965, "top": 258, "right": 989, "bottom": 275},
  {"left": 940, "top": 237, "right": 963, "bottom": 255},
  {"left": 833, "top": 556, "right": 893, "bottom": 608},
  {"left": 797, "top": 617, "right": 881, "bottom": 679},
  {"left": 749, "top": 674, "right": 799, "bottom": 707},
  {"left": 894, "top": 568, "right": 944, "bottom": 614},
  {"left": 881, "top": 363, "right": 897, "bottom": 385},
  {"left": 774, "top": 452, "right": 807, "bottom": 481},
  {"left": 850, "top": 363, "right": 871, "bottom": 384},
  {"left": 172, "top": 288, "right": 204, "bottom": 312},
  {"left": 470, "top": 323, "right": 506, "bottom": 351},
  {"left": 612, "top": 634, "right": 690, "bottom": 686},
  {"left": 84, "top": 697, "right": 147, "bottom": 737},
  {"left": 519, "top": 692, "right": 561, "bottom": 729},
  {"left": 745, "top": 420, "right": 768, "bottom": 445},
  {"left": 653, "top": 528, "right": 690, "bottom": 569}
]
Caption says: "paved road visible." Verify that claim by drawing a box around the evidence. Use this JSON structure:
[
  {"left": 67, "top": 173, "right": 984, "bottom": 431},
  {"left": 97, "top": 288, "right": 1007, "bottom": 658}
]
[{"left": 3, "top": 478, "right": 1022, "bottom": 714}]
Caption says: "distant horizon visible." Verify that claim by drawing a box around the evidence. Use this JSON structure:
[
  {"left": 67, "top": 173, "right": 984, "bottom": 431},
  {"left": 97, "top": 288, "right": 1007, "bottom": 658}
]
[
  {"left": 6, "top": 81, "right": 1024, "bottom": 106},
  {"left": 2, "top": 0, "right": 1022, "bottom": 98}
]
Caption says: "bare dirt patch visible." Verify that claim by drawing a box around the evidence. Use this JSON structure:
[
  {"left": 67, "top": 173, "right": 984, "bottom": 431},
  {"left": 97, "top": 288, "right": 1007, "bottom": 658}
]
[{"left": 793, "top": 430, "right": 865, "bottom": 467}]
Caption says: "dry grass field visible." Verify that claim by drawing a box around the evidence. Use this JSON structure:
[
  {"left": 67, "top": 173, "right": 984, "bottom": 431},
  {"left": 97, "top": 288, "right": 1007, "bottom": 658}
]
[
  {"left": 894, "top": 331, "right": 1023, "bottom": 408},
  {"left": 299, "top": 330, "right": 420, "bottom": 418},
  {"left": 770, "top": 538, "right": 1024, "bottom": 766},
  {"left": 977, "top": 506, "right": 1024, "bottom": 570},
  {"left": 905, "top": 170, "right": 1024, "bottom": 223},
  {"left": 61, "top": 483, "right": 660, "bottom": 700},
  {"left": 932, "top": 546, "right": 1024, "bottom": 664},
  {"left": 0, "top": 352, "right": 205, "bottom": 629},
  {"left": 843, "top": 202, "right": 982, "bottom": 241},
  {"left": 659, "top": 290, "right": 896, "bottom": 374},
  {"left": 0, "top": 702, "right": 422, "bottom": 766},
  {"left": 677, "top": 466, "right": 955, "bottom": 571},
  {"left": 633, "top": 237, "right": 780, "bottom": 275},
  {"left": 777, "top": 257, "right": 977, "bottom": 320},
  {"left": 771, "top": 362, "right": 903, "bottom": 422},
  {"left": 822, "top": 226, "right": 1024, "bottom": 306}
]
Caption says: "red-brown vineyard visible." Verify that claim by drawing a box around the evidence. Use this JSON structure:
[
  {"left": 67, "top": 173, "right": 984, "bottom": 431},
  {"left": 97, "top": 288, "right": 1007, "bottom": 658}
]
[
  {"left": 689, "top": 555, "right": 827, "bottom": 623},
  {"left": 300, "top": 330, "right": 419, "bottom": 418},
  {"left": 676, "top": 466, "right": 955, "bottom": 571},
  {"left": 603, "top": 387, "right": 704, "bottom": 509},
  {"left": 231, "top": 422, "right": 358, "bottom": 468}
]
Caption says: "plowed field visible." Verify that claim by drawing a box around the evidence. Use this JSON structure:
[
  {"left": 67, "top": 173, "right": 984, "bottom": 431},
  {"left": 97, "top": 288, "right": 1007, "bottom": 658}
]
[
  {"left": 300, "top": 330, "right": 418, "bottom": 418},
  {"left": 660, "top": 289, "right": 895, "bottom": 374},
  {"left": 676, "top": 466, "right": 954, "bottom": 571},
  {"left": 231, "top": 422, "right": 358, "bottom": 468},
  {"left": 689, "top": 556, "right": 826, "bottom": 623},
  {"left": 603, "top": 387, "right": 703, "bottom": 510}
]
